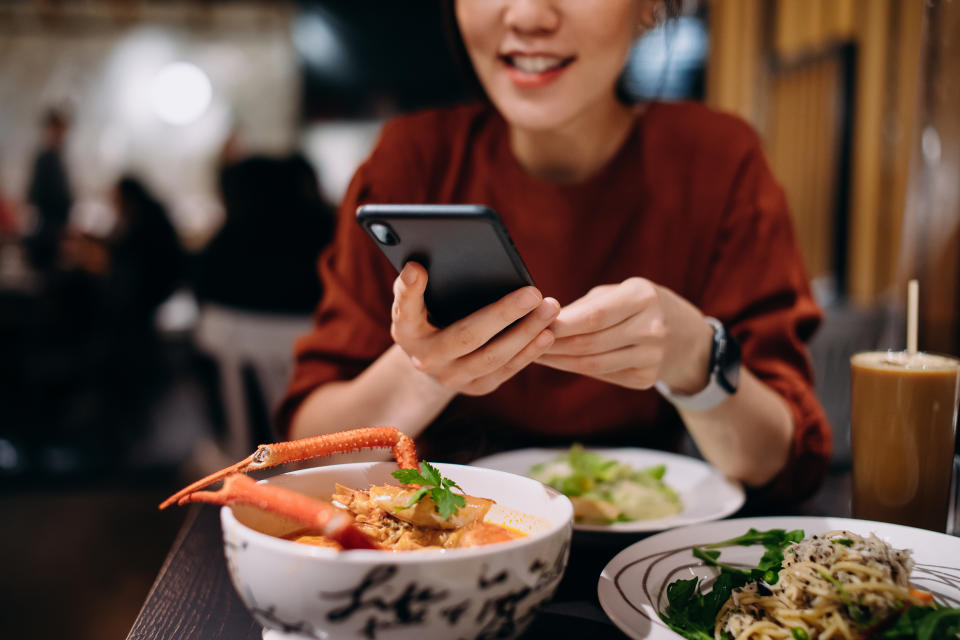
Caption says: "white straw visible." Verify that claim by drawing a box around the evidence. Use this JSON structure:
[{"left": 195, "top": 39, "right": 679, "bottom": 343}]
[{"left": 907, "top": 279, "right": 919, "bottom": 355}]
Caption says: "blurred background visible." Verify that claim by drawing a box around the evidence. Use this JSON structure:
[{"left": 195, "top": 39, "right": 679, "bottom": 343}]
[{"left": 0, "top": 1, "right": 956, "bottom": 638}]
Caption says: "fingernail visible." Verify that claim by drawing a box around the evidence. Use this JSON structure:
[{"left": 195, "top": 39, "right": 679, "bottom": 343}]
[
  {"left": 537, "top": 301, "right": 558, "bottom": 319},
  {"left": 401, "top": 265, "right": 417, "bottom": 285}
]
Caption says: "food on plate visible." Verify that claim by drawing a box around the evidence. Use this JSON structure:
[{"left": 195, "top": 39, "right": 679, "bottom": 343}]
[
  {"left": 158, "top": 426, "right": 523, "bottom": 551},
  {"left": 660, "top": 528, "right": 960, "bottom": 640},
  {"left": 527, "top": 444, "right": 681, "bottom": 524}
]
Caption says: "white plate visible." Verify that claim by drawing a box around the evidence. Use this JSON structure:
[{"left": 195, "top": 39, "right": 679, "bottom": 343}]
[
  {"left": 597, "top": 515, "right": 960, "bottom": 640},
  {"left": 469, "top": 448, "right": 744, "bottom": 532}
]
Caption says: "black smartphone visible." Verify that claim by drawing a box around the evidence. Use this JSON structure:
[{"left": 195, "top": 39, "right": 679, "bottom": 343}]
[{"left": 356, "top": 204, "right": 535, "bottom": 328}]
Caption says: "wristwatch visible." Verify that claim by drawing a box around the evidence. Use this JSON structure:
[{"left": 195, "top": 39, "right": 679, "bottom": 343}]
[{"left": 655, "top": 317, "right": 741, "bottom": 411}]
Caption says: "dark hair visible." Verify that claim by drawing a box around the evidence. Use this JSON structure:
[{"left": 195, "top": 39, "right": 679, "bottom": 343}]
[
  {"left": 116, "top": 175, "right": 168, "bottom": 229},
  {"left": 440, "top": 0, "right": 683, "bottom": 104},
  {"left": 42, "top": 107, "right": 69, "bottom": 129}
]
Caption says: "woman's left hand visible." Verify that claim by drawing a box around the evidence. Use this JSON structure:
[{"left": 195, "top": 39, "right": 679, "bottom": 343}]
[{"left": 536, "top": 277, "right": 714, "bottom": 393}]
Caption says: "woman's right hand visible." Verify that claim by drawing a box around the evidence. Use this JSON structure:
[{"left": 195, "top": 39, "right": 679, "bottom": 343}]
[{"left": 391, "top": 262, "right": 560, "bottom": 396}]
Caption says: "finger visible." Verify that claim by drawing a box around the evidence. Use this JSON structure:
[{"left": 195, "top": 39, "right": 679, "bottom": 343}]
[
  {"left": 560, "top": 284, "right": 610, "bottom": 308},
  {"left": 391, "top": 262, "right": 432, "bottom": 342},
  {"left": 435, "top": 286, "right": 545, "bottom": 359},
  {"left": 536, "top": 343, "right": 662, "bottom": 376},
  {"left": 590, "top": 367, "right": 660, "bottom": 390},
  {"left": 452, "top": 298, "right": 560, "bottom": 379},
  {"left": 549, "top": 281, "right": 653, "bottom": 338},
  {"left": 461, "top": 327, "right": 556, "bottom": 396},
  {"left": 545, "top": 310, "right": 665, "bottom": 356}
]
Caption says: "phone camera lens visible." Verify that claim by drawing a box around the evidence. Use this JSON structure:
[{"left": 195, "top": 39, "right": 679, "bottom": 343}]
[{"left": 369, "top": 222, "right": 399, "bottom": 246}]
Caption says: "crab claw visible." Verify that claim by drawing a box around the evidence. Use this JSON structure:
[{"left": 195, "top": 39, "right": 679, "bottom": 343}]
[
  {"left": 159, "top": 427, "right": 418, "bottom": 510},
  {"left": 183, "top": 474, "right": 380, "bottom": 550}
]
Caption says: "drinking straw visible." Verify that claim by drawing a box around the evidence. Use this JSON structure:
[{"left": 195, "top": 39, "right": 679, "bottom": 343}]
[{"left": 907, "top": 279, "right": 918, "bottom": 355}]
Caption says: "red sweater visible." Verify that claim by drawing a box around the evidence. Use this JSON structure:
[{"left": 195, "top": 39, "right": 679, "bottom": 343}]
[{"left": 278, "top": 102, "right": 831, "bottom": 502}]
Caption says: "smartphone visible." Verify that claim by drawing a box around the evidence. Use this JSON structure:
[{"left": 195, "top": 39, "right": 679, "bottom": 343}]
[{"left": 356, "top": 204, "right": 535, "bottom": 328}]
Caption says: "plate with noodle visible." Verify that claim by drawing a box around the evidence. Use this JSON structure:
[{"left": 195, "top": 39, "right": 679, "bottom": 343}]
[
  {"left": 470, "top": 447, "right": 744, "bottom": 532},
  {"left": 597, "top": 516, "right": 960, "bottom": 639}
]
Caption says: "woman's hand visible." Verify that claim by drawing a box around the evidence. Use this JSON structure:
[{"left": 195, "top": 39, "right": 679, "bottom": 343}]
[
  {"left": 536, "top": 278, "right": 714, "bottom": 393},
  {"left": 391, "top": 262, "right": 561, "bottom": 396}
]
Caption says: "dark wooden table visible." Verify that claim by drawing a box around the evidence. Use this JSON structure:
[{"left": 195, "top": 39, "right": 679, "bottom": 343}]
[{"left": 126, "top": 473, "right": 852, "bottom": 640}]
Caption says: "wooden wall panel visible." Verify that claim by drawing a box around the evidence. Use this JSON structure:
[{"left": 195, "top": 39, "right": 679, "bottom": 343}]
[
  {"left": 705, "top": 0, "right": 763, "bottom": 124},
  {"left": 708, "top": 0, "right": 927, "bottom": 307},
  {"left": 846, "top": 0, "right": 891, "bottom": 304},
  {"left": 766, "top": 58, "right": 842, "bottom": 280},
  {"left": 905, "top": 0, "right": 960, "bottom": 354}
]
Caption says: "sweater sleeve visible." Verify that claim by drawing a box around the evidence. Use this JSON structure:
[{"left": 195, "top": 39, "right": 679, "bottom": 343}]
[
  {"left": 275, "top": 119, "right": 428, "bottom": 436},
  {"left": 697, "top": 138, "right": 832, "bottom": 504}
]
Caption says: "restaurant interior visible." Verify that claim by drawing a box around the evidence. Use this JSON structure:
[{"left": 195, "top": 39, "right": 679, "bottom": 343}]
[{"left": 0, "top": 1, "right": 958, "bottom": 639}]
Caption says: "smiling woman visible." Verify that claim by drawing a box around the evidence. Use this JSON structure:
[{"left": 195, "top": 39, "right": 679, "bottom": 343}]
[{"left": 279, "top": 0, "right": 831, "bottom": 505}]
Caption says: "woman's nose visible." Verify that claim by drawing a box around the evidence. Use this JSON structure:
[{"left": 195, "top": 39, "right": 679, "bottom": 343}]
[{"left": 503, "top": 0, "right": 561, "bottom": 35}]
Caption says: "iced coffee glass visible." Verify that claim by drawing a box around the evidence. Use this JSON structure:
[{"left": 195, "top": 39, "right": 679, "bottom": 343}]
[{"left": 850, "top": 351, "right": 959, "bottom": 531}]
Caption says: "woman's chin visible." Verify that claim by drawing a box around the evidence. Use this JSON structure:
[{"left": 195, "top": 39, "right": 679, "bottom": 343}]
[{"left": 493, "top": 98, "right": 579, "bottom": 133}]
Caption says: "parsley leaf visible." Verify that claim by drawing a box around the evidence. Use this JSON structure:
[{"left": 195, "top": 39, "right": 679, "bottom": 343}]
[{"left": 390, "top": 461, "right": 466, "bottom": 519}]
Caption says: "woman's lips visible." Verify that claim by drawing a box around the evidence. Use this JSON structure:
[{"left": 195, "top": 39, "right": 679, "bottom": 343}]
[{"left": 499, "top": 54, "right": 575, "bottom": 89}]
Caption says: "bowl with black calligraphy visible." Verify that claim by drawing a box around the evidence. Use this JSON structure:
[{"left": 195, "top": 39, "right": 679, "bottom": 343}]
[{"left": 220, "top": 461, "right": 574, "bottom": 640}]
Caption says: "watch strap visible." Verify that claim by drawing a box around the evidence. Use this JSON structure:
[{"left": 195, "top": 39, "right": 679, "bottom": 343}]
[{"left": 655, "top": 317, "right": 734, "bottom": 412}]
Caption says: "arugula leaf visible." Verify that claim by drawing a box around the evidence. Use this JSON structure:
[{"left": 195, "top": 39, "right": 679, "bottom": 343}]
[
  {"left": 660, "top": 528, "right": 805, "bottom": 639},
  {"left": 874, "top": 603, "right": 960, "bottom": 639},
  {"left": 703, "top": 528, "right": 805, "bottom": 549},
  {"left": 661, "top": 572, "right": 752, "bottom": 640},
  {"left": 693, "top": 527, "right": 801, "bottom": 585},
  {"left": 391, "top": 462, "right": 466, "bottom": 519},
  {"left": 831, "top": 538, "right": 854, "bottom": 547},
  {"left": 691, "top": 547, "right": 750, "bottom": 579}
]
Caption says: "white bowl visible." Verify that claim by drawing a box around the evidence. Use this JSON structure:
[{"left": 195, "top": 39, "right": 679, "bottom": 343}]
[{"left": 220, "top": 462, "right": 574, "bottom": 640}]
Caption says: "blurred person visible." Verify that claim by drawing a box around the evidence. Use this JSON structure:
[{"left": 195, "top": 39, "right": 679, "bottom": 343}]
[
  {"left": 0, "top": 187, "right": 18, "bottom": 235},
  {"left": 105, "top": 176, "right": 184, "bottom": 330},
  {"left": 58, "top": 175, "right": 183, "bottom": 355},
  {"left": 9, "top": 176, "right": 183, "bottom": 462},
  {"left": 25, "top": 107, "right": 72, "bottom": 270},
  {"left": 194, "top": 154, "right": 336, "bottom": 314},
  {"left": 278, "top": 0, "right": 830, "bottom": 503}
]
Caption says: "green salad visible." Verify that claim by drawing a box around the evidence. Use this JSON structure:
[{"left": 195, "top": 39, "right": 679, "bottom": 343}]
[{"left": 527, "top": 444, "right": 682, "bottom": 524}]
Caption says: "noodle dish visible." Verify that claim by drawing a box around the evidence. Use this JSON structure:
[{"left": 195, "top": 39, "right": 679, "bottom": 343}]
[{"left": 661, "top": 529, "right": 960, "bottom": 639}]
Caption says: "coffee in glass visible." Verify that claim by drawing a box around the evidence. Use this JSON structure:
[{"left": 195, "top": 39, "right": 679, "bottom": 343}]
[{"left": 850, "top": 350, "right": 959, "bottom": 531}]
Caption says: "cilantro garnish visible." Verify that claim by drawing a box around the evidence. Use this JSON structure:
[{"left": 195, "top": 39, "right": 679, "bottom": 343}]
[{"left": 390, "top": 461, "right": 466, "bottom": 519}]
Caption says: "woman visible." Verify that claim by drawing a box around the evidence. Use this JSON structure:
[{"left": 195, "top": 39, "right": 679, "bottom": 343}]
[{"left": 278, "top": 0, "right": 830, "bottom": 501}]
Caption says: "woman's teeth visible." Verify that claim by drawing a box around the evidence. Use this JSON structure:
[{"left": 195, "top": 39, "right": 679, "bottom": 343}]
[{"left": 508, "top": 56, "right": 567, "bottom": 73}]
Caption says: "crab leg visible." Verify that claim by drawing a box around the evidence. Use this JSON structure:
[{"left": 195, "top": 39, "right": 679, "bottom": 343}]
[
  {"left": 159, "top": 426, "right": 417, "bottom": 510},
  {"left": 184, "top": 474, "right": 379, "bottom": 550}
]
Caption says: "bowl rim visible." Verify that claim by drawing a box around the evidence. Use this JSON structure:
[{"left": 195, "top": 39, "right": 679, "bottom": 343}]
[{"left": 220, "top": 461, "right": 574, "bottom": 564}]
